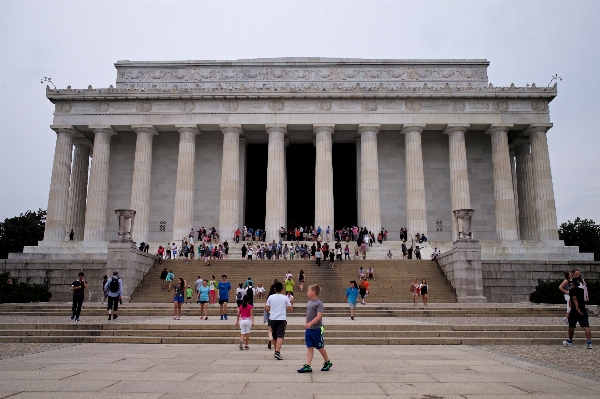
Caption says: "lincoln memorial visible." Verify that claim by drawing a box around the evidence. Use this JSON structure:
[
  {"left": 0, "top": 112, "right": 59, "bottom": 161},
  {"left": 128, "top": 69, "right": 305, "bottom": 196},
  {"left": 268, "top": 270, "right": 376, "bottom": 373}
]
[{"left": 10, "top": 58, "right": 590, "bottom": 265}]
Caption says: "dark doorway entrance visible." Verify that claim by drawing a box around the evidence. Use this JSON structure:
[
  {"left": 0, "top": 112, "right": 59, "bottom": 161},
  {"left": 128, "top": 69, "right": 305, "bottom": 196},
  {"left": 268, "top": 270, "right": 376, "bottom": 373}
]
[
  {"left": 244, "top": 144, "right": 267, "bottom": 229},
  {"left": 286, "top": 144, "right": 315, "bottom": 229},
  {"left": 332, "top": 143, "right": 357, "bottom": 228}
]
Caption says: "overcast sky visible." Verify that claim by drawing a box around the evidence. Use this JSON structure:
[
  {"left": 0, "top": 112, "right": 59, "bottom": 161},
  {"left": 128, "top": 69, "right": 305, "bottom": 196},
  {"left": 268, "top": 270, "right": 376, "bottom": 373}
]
[{"left": 1, "top": 0, "right": 599, "bottom": 226}]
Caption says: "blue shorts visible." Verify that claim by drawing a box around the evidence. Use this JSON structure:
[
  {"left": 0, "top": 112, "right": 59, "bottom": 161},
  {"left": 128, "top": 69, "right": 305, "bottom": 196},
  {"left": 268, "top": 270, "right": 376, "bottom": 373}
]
[
  {"left": 173, "top": 295, "right": 184, "bottom": 303},
  {"left": 305, "top": 327, "right": 325, "bottom": 349}
]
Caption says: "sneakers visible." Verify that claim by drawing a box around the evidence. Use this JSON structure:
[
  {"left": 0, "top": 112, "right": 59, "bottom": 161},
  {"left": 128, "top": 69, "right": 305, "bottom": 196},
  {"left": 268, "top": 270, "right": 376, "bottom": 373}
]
[
  {"left": 587, "top": 340, "right": 593, "bottom": 349},
  {"left": 268, "top": 340, "right": 272, "bottom": 349},
  {"left": 297, "top": 364, "right": 313, "bottom": 373},
  {"left": 224, "top": 315, "right": 228, "bottom": 320},
  {"left": 70, "top": 315, "right": 75, "bottom": 320},
  {"left": 173, "top": 316, "right": 177, "bottom": 320},
  {"left": 239, "top": 341, "right": 244, "bottom": 351},
  {"left": 321, "top": 360, "right": 333, "bottom": 371},
  {"left": 351, "top": 316, "right": 354, "bottom": 320},
  {"left": 112, "top": 314, "right": 118, "bottom": 320},
  {"left": 274, "top": 351, "right": 283, "bottom": 360},
  {"left": 244, "top": 345, "right": 249, "bottom": 350},
  {"left": 176, "top": 316, "right": 180, "bottom": 320},
  {"left": 562, "top": 317, "right": 569, "bottom": 325},
  {"left": 75, "top": 318, "right": 79, "bottom": 322},
  {"left": 220, "top": 315, "right": 224, "bottom": 320},
  {"left": 108, "top": 315, "right": 112, "bottom": 321},
  {"left": 563, "top": 339, "right": 573, "bottom": 347},
  {"left": 204, "top": 316, "right": 208, "bottom": 320}
]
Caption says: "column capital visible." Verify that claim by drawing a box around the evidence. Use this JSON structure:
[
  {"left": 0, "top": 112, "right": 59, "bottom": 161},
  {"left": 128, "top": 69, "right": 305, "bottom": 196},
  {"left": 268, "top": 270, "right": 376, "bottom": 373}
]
[
  {"left": 443, "top": 123, "right": 470, "bottom": 135},
  {"left": 132, "top": 124, "right": 159, "bottom": 135},
  {"left": 219, "top": 124, "right": 243, "bottom": 135},
  {"left": 357, "top": 123, "right": 380, "bottom": 134},
  {"left": 175, "top": 124, "right": 200, "bottom": 135},
  {"left": 89, "top": 125, "right": 117, "bottom": 135},
  {"left": 484, "top": 123, "right": 513, "bottom": 135},
  {"left": 313, "top": 124, "right": 335, "bottom": 134},
  {"left": 524, "top": 123, "right": 553, "bottom": 135},
  {"left": 511, "top": 136, "right": 531, "bottom": 147},
  {"left": 73, "top": 137, "right": 93, "bottom": 149},
  {"left": 265, "top": 124, "right": 287, "bottom": 134},
  {"left": 401, "top": 123, "right": 427, "bottom": 135},
  {"left": 50, "top": 125, "right": 79, "bottom": 135}
]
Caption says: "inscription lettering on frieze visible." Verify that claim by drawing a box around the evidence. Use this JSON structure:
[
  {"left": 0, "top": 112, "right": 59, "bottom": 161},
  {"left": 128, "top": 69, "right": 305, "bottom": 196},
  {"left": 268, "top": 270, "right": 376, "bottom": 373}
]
[
  {"left": 381, "top": 100, "right": 403, "bottom": 110},
  {"left": 154, "top": 102, "right": 180, "bottom": 111},
  {"left": 197, "top": 102, "right": 222, "bottom": 111},
  {"left": 110, "top": 103, "right": 136, "bottom": 111},
  {"left": 509, "top": 101, "right": 530, "bottom": 111},
  {"left": 72, "top": 104, "right": 95, "bottom": 112},
  {"left": 334, "top": 101, "right": 360, "bottom": 110},
  {"left": 468, "top": 102, "right": 490, "bottom": 110},
  {"left": 421, "top": 101, "right": 450, "bottom": 111},
  {"left": 240, "top": 102, "right": 267, "bottom": 110},
  {"left": 289, "top": 102, "right": 317, "bottom": 111}
]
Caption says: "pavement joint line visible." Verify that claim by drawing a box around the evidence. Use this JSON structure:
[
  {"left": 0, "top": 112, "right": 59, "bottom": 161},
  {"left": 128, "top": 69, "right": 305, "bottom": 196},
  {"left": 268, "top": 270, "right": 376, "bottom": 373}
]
[
  {"left": 97, "top": 380, "right": 120, "bottom": 392},
  {"left": 477, "top": 345, "right": 600, "bottom": 384}
]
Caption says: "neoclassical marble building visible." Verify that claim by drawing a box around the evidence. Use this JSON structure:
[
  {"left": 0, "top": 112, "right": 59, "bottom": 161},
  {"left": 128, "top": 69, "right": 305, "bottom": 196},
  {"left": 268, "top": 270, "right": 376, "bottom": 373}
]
[{"left": 32, "top": 58, "right": 590, "bottom": 261}]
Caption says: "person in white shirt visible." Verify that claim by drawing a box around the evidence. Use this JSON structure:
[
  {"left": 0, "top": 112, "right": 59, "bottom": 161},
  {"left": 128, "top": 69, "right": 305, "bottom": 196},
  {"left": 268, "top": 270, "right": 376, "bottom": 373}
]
[
  {"left": 171, "top": 242, "right": 178, "bottom": 259},
  {"left": 256, "top": 283, "right": 265, "bottom": 299},
  {"left": 265, "top": 282, "right": 293, "bottom": 360},
  {"left": 430, "top": 247, "right": 441, "bottom": 260}
]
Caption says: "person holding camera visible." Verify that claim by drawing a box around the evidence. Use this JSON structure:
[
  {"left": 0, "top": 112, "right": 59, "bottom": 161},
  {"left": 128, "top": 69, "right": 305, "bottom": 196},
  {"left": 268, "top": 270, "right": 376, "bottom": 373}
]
[{"left": 70, "top": 272, "right": 88, "bottom": 321}]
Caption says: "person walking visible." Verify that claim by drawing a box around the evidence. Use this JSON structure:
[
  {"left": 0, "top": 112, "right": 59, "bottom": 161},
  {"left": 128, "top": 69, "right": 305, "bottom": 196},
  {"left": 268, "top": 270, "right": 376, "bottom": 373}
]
[
  {"left": 265, "top": 281, "right": 293, "bottom": 360},
  {"left": 420, "top": 279, "right": 429, "bottom": 306},
  {"left": 298, "top": 270, "right": 306, "bottom": 293},
  {"left": 208, "top": 275, "right": 217, "bottom": 306},
  {"left": 70, "top": 272, "right": 88, "bottom": 321},
  {"left": 328, "top": 249, "right": 335, "bottom": 268},
  {"left": 218, "top": 275, "right": 232, "bottom": 320},
  {"left": 297, "top": 284, "right": 332, "bottom": 373},
  {"left": 410, "top": 278, "right": 420, "bottom": 306},
  {"left": 345, "top": 280, "right": 359, "bottom": 320},
  {"left": 104, "top": 271, "right": 122, "bottom": 320},
  {"left": 559, "top": 271, "right": 573, "bottom": 324},
  {"left": 563, "top": 276, "right": 593, "bottom": 349},
  {"left": 157, "top": 245, "right": 164, "bottom": 264},
  {"left": 315, "top": 247, "right": 322, "bottom": 266},
  {"left": 198, "top": 280, "right": 210, "bottom": 320},
  {"left": 264, "top": 279, "right": 279, "bottom": 349},
  {"left": 166, "top": 270, "right": 174, "bottom": 292},
  {"left": 236, "top": 294, "right": 255, "bottom": 350},
  {"left": 236, "top": 283, "right": 245, "bottom": 307},
  {"left": 172, "top": 278, "right": 185, "bottom": 320},
  {"left": 160, "top": 268, "right": 168, "bottom": 290},
  {"left": 358, "top": 278, "right": 370, "bottom": 305}
]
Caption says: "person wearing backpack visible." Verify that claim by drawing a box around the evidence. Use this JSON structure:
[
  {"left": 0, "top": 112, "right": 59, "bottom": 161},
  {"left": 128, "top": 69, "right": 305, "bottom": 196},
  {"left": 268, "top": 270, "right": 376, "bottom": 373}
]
[
  {"left": 166, "top": 270, "right": 175, "bottom": 292},
  {"left": 104, "top": 271, "right": 123, "bottom": 320}
]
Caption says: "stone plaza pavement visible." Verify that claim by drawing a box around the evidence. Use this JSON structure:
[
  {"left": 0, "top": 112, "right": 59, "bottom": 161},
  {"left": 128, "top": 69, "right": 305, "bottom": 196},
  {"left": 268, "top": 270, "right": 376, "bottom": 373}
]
[{"left": 0, "top": 342, "right": 599, "bottom": 399}]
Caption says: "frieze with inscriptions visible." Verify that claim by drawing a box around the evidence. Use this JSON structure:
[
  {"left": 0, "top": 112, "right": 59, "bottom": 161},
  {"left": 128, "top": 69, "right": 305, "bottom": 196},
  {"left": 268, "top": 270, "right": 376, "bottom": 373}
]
[{"left": 54, "top": 99, "right": 547, "bottom": 115}]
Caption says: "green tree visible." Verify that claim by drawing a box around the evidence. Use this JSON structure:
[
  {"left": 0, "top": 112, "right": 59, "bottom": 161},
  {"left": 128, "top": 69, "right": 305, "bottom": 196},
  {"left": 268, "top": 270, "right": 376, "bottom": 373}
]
[
  {"left": 558, "top": 217, "right": 600, "bottom": 261},
  {"left": 0, "top": 209, "right": 46, "bottom": 259}
]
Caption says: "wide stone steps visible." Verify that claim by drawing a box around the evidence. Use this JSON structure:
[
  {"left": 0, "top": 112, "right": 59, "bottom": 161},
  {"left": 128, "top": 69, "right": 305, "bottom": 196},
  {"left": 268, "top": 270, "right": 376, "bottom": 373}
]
[
  {"left": 134, "top": 259, "right": 458, "bottom": 303},
  {"left": 0, "top": 323, "right": 588, "bottom": 345}
]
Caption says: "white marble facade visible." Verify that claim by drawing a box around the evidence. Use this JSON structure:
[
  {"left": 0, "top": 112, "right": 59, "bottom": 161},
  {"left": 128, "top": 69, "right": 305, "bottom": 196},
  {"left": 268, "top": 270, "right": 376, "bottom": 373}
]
[{"left": 41, "top": 58, "right": 565, "bottom": 248}]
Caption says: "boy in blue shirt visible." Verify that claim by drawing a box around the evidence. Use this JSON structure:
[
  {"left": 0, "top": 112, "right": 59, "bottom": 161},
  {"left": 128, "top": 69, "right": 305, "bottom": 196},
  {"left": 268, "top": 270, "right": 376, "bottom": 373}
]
[
  {"left": 218, "top": 274, "right": 231, "bottom": 320},
  {"left": 345, "top": 280, "right": 359, "bottom": 320}
]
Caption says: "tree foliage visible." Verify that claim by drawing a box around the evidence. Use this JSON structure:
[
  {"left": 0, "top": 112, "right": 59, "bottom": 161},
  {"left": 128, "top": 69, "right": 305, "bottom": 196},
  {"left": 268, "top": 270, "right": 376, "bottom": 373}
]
[
  {"left": 0, "top": 209, "right": 46, "bottom": 259},
  {"left": 0, "top": 272, "right": 52, "bottom": 303},
  {"left": 559, "top": 217, "right": 600, "bottom": 261},
  {"left": 530, "top": 278, "right": 599, "bottom": 305}
]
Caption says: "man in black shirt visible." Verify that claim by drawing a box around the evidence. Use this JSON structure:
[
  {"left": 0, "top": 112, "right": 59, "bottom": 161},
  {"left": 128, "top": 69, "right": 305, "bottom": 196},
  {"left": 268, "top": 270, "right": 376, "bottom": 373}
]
[
  {"left": 563, "top": 277, "right": 593, "bottom": 349},
  {"left": 71, "top": 272, "right": 88, "bottom": 321}
]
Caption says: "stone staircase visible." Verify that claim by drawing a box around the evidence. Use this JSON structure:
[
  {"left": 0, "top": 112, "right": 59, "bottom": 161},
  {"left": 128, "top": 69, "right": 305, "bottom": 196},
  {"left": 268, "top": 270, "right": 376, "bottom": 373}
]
[{"left": 132, "top": 258, "right": 457, "bottom": 303}]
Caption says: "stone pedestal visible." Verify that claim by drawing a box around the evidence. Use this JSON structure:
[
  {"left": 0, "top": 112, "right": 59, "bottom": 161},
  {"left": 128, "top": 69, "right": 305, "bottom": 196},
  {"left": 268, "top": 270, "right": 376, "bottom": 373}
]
[
  {"left": 437, "top": 240, "right": 487, "bottom": 303},
  {"left": 218, "top": 124, "right": 242, "bottom": 241},
  {"left": 84, "top": 126, "right": 117, "bottom": 242}
]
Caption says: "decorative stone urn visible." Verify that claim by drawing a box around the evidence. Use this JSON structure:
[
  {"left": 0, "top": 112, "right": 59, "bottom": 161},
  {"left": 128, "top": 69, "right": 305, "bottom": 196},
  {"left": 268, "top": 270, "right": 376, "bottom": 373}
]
[
  {"left": 114, "top": 209, "right": 136, "bottom": 242},
  {"left": 453, "top": 209, "right": 475, "bottom": 240}
]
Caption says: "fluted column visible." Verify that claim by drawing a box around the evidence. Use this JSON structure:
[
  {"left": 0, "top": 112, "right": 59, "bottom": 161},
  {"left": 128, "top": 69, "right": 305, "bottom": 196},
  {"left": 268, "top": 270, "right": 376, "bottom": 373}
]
[
  {"left": 314, "top": 124, "right": 335, "bottom": 231},
  {"left": 172, "top": 125, "right": 199, "bottom": 242},
  {"left": 66, "top": 138, "right": 92, "bottom": 241},
  {"left": 84, "top": 126, "right": 117, "bottom": 242},
  {"left": 218, "top": 124, "right": 242, "bottom": 241},
  {"left": 509, "top": 146, "right": 520, "bottom": 239},
  {"left": 514, "top": 140, "right": 537, "bottom": 240},
  {"left": 443, "top": 124, "right": 471, "bottom": 241},
  {"left": 358, "top": 124, "right": 381, "bottom": 234},
  {"left": 129, "top": 125, "right": 158, "bottom": 243},
  {"left": 44, "top": 125, "right": 76, "bottom": 241},
  {"left": 527, "top": 123, "right": 559, "bottom": 240},
  {"left": 402, "top": 124, "right": 428, "bottom": 239},
  {"left": 485, "top": 124, "right": 519, "bottom": 241},
  {"left": 265, "top": 124, "right": 287, "bottom": 241}
]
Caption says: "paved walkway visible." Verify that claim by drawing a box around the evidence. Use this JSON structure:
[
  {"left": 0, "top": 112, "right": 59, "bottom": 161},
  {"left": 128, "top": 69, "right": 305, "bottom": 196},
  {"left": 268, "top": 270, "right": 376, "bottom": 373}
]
[{"left": 1, "top": 343, "right": 599, "bottom": 398}]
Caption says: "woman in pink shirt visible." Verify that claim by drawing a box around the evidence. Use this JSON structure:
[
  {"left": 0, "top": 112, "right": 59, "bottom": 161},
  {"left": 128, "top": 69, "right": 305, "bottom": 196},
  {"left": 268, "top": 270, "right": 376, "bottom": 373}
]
[{"left": 236, "top": 294, "right": 255, "bottom": 350}]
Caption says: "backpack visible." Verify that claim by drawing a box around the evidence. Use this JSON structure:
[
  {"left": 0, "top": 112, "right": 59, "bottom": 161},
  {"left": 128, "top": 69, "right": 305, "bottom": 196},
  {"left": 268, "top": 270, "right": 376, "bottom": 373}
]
[
  {"left": 109, "top": 278, "right": 120, "bottom": 293},
  {"left": 236, "top": 290, "right": 243, "bottom": 300}
]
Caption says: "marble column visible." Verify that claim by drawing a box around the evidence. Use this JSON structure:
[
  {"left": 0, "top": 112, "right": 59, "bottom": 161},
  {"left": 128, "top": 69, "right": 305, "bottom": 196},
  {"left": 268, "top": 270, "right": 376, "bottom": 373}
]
[
  {"left": 314, "top": 124, "right": 335, "bottom": 232},
  {"left": 443, "top": 124, "right": 471, "bottom": 241},
  {"left": 218, "top": 124, "right": 242, "bottom": 241},
  {"left": 358, "top": 124, "right": 381, "bottom": 234},
  {"left": 265, "top": 124, "right": 287, "bottom": 242},
  {"left": 509, "top": 146, "right": 520, "bottom": 239},
  {"left": 172, "top": 125, "right": 199, "bottom": 242},
  {"left": 527, "top": 123, "right": 559, "bottom": 240},
  {"left": 485, "top": 124, "right": 519, "bottom": 241},
  {"left": 84, "top": 125, "right": 117, "bottom": 242},
  {"left": 66, "top": 137, "right": 92, "bottom": 241},
  {"left": 129, "top": 125, "right": 158, "bottom": 243},
  {"left": 44, "top": 125, "right": 76, "bottom": 241},
  {"left": 402, "top": 124, "right": 428, "bottom": 239},
  {"left": 514, "top": 140, "right": 538, "bottom": 240}
]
